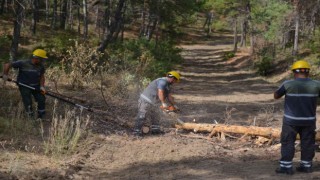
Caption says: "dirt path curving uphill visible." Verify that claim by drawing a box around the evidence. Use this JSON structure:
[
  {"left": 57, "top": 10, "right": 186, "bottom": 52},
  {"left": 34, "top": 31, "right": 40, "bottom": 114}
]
[
  {"left": 3, "top": 29, "right": 320, "bottom": 180},
  {"left": 63, "top": 30, "right": 320, "bottom": 179}
]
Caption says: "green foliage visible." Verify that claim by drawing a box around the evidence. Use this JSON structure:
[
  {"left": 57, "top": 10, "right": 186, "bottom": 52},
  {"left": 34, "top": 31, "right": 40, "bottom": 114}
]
[
  {"left": 254, "top": 45, "right": 275, "bottom": 76},
  {"left": 223, "top": 51, "right": 235, "bottom": 60},
  {"left": 107, "top": 38, "right": 183, "bottom": 80},
  {"left": 251, "top": 0, "right": 292, "bottom": 42},
  {"left": 306, "top": 28, "right": 320, "bottom": 54},
  {"left": 44, "top": 30, "right": 79, "bottom": 56},
  {"left": 0, "top": 34, "right": 11, "bottom": 48},
  {"left": 156, "top": 0, "right": 203, "bottom": 36},
  {"left": 255, "top": 56, "right": 273, "bottom": 76},
  {"left": 0, "top": 34, "right": 11, "bottom": 69},
  {"left": 212, "top": 20, "right": 229, "bottom": 32}
]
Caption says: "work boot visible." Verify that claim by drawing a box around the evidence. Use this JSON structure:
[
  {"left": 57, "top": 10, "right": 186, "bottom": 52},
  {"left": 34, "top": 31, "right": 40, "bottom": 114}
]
[
  {"left": 150, "top": 125, "right": 164, "bottom": 134},
  {"left": 132, "top": 129, "right": 143, "bottom": 137},
  {"left": 25, "top": 111, "right": 35, "bottom": 120},
  {"left": 275, "top": 167, "right": 294, "bottom": 175},
  {"left": 296, "top": 166, "right": 313, "bottom": 173},
  {"left": 37, "top": 111, "right": 45, "bottom": 119}
]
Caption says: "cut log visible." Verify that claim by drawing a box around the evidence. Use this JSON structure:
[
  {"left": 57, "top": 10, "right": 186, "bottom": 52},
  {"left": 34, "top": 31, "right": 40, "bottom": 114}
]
[
  {"left": 175, "top": 122, "right": 320, "bottom": 141},
  {"left": 142, "top": 126, "right": 150, "bottom": 134}
]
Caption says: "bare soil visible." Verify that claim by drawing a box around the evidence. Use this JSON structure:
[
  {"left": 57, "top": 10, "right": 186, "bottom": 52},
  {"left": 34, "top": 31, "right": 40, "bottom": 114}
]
[{"left": 2, "top": 29, "right": 320, "bottom": 180}]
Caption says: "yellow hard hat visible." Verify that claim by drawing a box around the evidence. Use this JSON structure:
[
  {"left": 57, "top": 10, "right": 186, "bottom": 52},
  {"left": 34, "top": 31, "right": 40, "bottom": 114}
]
[
  {"left": 33, "top": 49, "right": 48, "bottom": 59},
  {"left": 291, "top": 60, "right": 310, "bottom": 70},
  {"left": 167, "top": 71, "right": 181, "bottom": 82}
]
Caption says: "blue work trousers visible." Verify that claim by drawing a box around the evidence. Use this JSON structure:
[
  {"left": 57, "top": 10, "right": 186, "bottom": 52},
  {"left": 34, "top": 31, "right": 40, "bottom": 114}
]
[{"left": 280, "top": 122, "right": 316, "bottom": 163}]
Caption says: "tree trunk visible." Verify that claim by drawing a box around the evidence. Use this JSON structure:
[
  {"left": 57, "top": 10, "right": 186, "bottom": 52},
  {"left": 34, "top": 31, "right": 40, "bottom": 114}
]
[
  {"left": 175, "top": 122, "right": 320, "bottom": 141},
  {"left": 45, "top": 0, "right": 50, "bottom": 21},
  {"left": 120, "top": 1, "right": 127, "bottom": 42},
  {"left": 31, "top": 0, "right": 38, "bottom": 35},
  {"left": 155, "top": 16, "right": 161, "bottom": 47},
  {"left": 51, "top": 0, "right": 57, "bottom": 29},
  {"left": 102, "top": 0, "right": 111, "bottom": 38},
  {"left": 76, "top": 0, "right": 81, "bottom": 34},
  {"left": 147, "top": 19, "right": 158, "bottom": 41},
  {"left": 83, "top": 0, "right": 88, "bottom": 39},
  {"left": 139, "top": 0, "right": 146, "bottom": 37},
  {"left": 60, "top": 0, "right": 68, "bottom": 29},
  {"left": 246, "top": 2, "right": 254, "bottom": 55},
  {"left": 249, "top": 28, "right": 255, "bottom": 55},
  {"left": 233, "top": 18, "right": 238, "bottom": 53},
  {"left": 10, "top": 1, "right": 24, "bottom": 61},
  {"left": 98, "top": 0, "right": 125, "bottom": 52},
  {"left": 68, "top": 0, "right": 74, "bottom": 30},
  {"left": 292, "top": 13, "right": 299, "bottom": 58},
  {"left": 240, "top": 18, "right": 247, "bottom": 47},
  {"left": 95, "top": 5, "right": 99, "bottom": 30},
  {"left": 0, "top": 0, "right": 6, "bottom": 14},
  {"left": 281, "top": 31, "right": 289, "bottom": 50}
]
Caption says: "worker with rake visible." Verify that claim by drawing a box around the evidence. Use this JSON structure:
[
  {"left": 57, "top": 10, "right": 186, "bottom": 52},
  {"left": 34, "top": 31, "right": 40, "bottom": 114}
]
[
  {"left": 2, "top": 49, "right": 48, "bottom": 119},
  {"left": 274, "top": 60, "right": 320, "bottom": 175},
  {"left": 133, "top": 71, "right": 181, "bottom": 137}
]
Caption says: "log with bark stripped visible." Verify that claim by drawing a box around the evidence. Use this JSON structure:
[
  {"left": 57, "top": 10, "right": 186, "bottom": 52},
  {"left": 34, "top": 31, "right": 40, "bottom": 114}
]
[{"left": 175, "top": 122, "right": 320, "bottom": 141}]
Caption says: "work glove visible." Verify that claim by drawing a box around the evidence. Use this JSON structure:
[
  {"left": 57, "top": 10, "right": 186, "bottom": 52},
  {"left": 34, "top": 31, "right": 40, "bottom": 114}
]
[
  {"left": 40, "top": 86, "right": 46, "bottom": 95},
  {"left": 173, "top": 105, "right": 180, "bottom": 111},
  {"left": 2, "top": 74, "right": 8, "bottom": 86},
  {"left": 160, "top": 103, "right": 169, "bottom": 112},
  {"left": 161, "top": 102, "right": 168, "bottom": 108}
]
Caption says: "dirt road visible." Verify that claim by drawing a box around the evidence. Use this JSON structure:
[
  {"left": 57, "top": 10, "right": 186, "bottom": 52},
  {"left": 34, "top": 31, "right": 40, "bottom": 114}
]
[
  {"left": 2, "top": 31, "right": 320, "bottom": 179},
  {"left": 61, "top": 31, "right": 320, "bottom": 179}
]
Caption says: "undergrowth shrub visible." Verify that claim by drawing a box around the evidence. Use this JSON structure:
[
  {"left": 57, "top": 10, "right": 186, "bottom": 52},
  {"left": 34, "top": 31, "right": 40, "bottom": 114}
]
[
  {"left": 255, "top": 46, "right": 274, "bottom": 76},
  {"left": 110, "top": 38, "right": 183, "bottom": 80},
  {"left": 306, "top": 29, "right": 320, "bottom": 54},
  {"left": 0, "top": 88, "right": 43, "bottom": 145},
  {"left": 223, "top": 51, "right": 235, "bottom": 60},
  {"left": 61, "top": 41, "right": 104, "bottom": 89},
  {"left": 255, "top": 56, "right": 272, "bottom": 76},
  {"left": 45, "top": 31, "right": 78, "bottom": 54},
  {"left": 0, "top": 34, "right": 11, "bottom": 69},
  {"left": 43, "top": 101, "right": 90, "bottom": 156}
]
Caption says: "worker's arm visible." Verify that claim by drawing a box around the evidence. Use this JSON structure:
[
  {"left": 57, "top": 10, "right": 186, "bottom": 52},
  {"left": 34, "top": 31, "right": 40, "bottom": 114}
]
[
  {"left": 168, "top": 93, "right": 179, "bottom": 111},
  {"left": 40, "top": 74, "right": 45, "bottom": 87},
  {"left": 3, "top": 62, "right": 12, "bottom": 75},
  {"left": 274, "top": 84, "right": 286, "bottom": 99},
  {"left": 39, "top": 73, "right": 47, "bottom": 94},
  {"left": 167, "top": 93, "right": 175, "bottom": 105},
  {"left": 2, "top": 63, "right": 12, "bottom": 83},
  {"left": 158, "top": 89, "right": 167, "bottom": 107},
  {"left": 274, "top": 91, "right": 282, "bottom": 99}
]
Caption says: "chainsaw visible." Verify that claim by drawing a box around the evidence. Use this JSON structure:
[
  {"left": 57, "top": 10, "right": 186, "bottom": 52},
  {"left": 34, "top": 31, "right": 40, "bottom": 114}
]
[
  {"left": 141, "top": 106, "right": 182, "bottom": 135},
  {"left": 160, "top": 105, "right": 180, "bottom": 113}
]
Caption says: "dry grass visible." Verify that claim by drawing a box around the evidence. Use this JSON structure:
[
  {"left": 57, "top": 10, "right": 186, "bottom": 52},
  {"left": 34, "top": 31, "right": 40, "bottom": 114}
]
[
  {"left": 223, "top": 106, "right": 237, "bottom": 124},
  {"left": 43, "top": 100, "right": 90, "bottom": 156},
  {"left": 0, "top": 42, "right": 142, "bottom": 159}
]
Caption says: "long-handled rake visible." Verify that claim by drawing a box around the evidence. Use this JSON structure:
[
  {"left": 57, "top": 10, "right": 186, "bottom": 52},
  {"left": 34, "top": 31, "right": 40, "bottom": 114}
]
[{"left": 1, "top": 76, "right": 93, "bottom": 112}]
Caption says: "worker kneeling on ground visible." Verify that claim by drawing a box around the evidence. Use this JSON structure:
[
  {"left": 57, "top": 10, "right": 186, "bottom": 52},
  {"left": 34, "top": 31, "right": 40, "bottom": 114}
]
[
  {"left": 2, "top": 49, "right": 48, "bottom": 119},
  {"left": 274, "top": 60, "right": 320, "bottom": 175},
  {"left": 133, "top": 71, "right": 181, "bottom": 136}
]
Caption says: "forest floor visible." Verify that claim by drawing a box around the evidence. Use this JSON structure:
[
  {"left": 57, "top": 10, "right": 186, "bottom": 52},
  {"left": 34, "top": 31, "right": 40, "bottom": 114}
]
[{"left": 2, "top": 28, "right": 320, "bottom": 180}]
